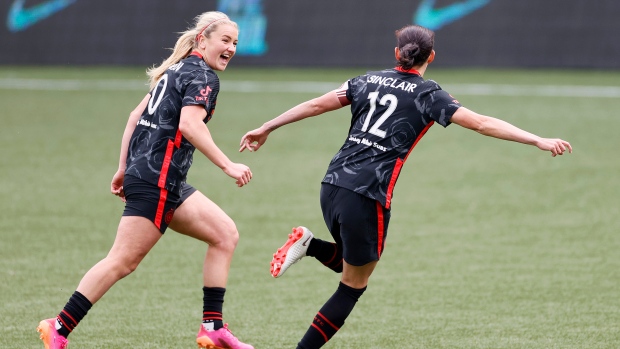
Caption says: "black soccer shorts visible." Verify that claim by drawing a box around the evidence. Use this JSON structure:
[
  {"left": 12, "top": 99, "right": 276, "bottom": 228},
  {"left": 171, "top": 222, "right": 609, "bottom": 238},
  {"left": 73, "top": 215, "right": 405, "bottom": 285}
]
[
  {"left": 319, "top": 183, "right": 391, "bottom": 266},
  {"left": 122, "top": 175, "right": 197, "bottom": 233}
]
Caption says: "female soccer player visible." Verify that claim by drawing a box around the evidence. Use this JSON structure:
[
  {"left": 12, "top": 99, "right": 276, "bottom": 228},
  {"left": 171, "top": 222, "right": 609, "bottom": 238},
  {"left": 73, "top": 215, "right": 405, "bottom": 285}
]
[
  {"left": 240, "top": 25, "right": 572, "bottom": 349},
  {"left": 37, "top": 11, "right": 254, "bottom": 349}
]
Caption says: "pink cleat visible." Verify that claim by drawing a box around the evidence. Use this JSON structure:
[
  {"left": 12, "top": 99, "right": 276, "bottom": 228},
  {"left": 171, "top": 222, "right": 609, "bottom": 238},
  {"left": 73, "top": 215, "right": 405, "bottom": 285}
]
[
  {"left": 270, "top": 226, "right": 314, "bottom": 278},
  {"left": 196, "top": 323, "right": 254, "bottom": 349},
  {"left": 36, "top": 318, "right": 68, "bottom": 349}
]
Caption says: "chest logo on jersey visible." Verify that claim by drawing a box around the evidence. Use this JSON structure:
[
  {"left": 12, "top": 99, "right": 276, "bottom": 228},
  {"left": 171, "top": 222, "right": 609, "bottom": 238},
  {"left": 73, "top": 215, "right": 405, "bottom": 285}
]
[{"left": 195, "top": 86, "right": 212, "bottom": 102}]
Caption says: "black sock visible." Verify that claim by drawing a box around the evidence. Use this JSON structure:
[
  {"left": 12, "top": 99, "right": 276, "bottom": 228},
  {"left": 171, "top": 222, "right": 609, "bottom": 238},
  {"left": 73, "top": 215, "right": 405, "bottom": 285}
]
[
  {"left": 306, "top": 238, "right": 343, "bottom": 273},
  {"left": 202, "top": 287, "right": 225, "bottom": 330},
  {"left": 296, "top": 282, "right": 366, "bottom": 349},
  {"left": 56, "top": 291, "right": 92, "bottom": 338}
]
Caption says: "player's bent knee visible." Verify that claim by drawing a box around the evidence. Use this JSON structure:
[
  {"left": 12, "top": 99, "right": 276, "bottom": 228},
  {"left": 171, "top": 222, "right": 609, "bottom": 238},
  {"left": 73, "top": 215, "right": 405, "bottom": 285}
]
[
  {"left": 220, "top": 224, "right": 239, "bottom": 250},
  {"left": 105, "top": 259, "right": 139, "bottom": 280},
  {"left": 221, "top": 218, "right": 239, "bottom": 240}
]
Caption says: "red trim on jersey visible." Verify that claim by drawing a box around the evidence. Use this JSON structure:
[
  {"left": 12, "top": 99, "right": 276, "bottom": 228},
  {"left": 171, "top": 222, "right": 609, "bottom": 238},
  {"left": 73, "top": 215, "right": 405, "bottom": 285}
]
[
  {"left": 159, "top": 129, "right": 182, "bottom": 188},
  {"left": 385, "top": 121, "right": 435, "bottom": 208},
  {"left": 174, "top": 129, "right": 183, "bottom": 148},
  {"left": 404, "top": 121, "right": 434, "bottom": 162},
  {"left": 154, "top": 188, "right": 168, "bottom": 229},
  {"left": 158, "top": 140, "right": 175, "bottom": 188},
  {"left": 154, "top": 131, "right": 181, "bottom": 228},
  {"left": 190, "top": 51, "right": 203, "bottom": 59},
  {"left": 376, "top": 201, "right": 385, "bottom": 258},
  {"left": 385, "top": 158, "right": 403, "bottom": 209},
  {"left": 395, "top": 66, "right": 421, "bottom": 75}
]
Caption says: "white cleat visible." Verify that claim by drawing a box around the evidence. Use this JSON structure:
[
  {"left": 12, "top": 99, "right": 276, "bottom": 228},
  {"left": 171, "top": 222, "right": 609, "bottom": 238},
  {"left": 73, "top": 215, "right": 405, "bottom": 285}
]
[{"left": 270, "top": 226, "right": 314, "bottom": 278}]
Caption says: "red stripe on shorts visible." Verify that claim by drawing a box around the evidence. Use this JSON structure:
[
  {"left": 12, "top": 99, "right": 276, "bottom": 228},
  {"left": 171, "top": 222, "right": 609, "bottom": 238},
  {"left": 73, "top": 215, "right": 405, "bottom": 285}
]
[
  {"left": 154, "top": 188, "right": 168, "bottom": 229},
  {"left": 376, "top": 201, "right": 385, "bottom": 258}
]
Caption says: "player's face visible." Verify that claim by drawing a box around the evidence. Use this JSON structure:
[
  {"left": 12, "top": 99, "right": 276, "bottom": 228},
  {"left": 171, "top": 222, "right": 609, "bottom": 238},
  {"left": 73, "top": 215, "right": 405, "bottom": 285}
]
[{"left": 203, "top": 24, "right": 238, "bottom": 71}]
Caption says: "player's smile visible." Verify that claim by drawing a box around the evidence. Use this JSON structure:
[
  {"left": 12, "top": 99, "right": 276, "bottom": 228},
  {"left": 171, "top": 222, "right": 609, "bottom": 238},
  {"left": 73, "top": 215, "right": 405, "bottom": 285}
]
[
  {"left": 219, "top": 51, "right": 233, "bottom": 68},
  {"left": 202, "top": 23, "right": 238, "bottom": 71}
]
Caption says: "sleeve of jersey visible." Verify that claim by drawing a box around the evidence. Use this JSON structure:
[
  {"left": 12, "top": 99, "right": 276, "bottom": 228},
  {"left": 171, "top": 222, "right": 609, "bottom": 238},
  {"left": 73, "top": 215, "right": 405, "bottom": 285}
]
[
  {"left": 182, "top": 69, "right": 220, "bottom": 111},
  {"left": 336, "top": 79, "right": 352, "bottom": 106},
  {"left": 425, "top": 84, "right": 462, "bottom": 128}
]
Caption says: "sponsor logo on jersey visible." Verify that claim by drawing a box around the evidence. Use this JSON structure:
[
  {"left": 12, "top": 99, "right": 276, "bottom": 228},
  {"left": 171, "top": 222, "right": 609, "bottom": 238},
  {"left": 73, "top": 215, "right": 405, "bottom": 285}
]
[
  {"left": 196, "top": 86, "right": 212, "bottom": 101},
  {"left": 348, "top": 136, "right": 388, "bottom": 152},
  {"left": 137, "top": 118, "right": 158, "bottom": 129}
]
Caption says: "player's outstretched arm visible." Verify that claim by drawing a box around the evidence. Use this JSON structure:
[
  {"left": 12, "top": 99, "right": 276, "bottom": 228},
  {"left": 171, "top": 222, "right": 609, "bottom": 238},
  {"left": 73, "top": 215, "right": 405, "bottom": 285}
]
[
  {"left": 240, "top": 90, "right": 343, "bottom": 152},
  {"left": 450, "top": 107, "right": 572, "bottom": 157},
  {"left": 180, "top": 105, "right": 252, "bottom": 187}
]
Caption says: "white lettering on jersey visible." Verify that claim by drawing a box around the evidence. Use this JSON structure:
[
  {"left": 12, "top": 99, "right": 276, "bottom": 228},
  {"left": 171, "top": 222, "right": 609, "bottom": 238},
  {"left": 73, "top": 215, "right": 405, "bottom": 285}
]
[
  {"left": 348, "top": 135, "right": 387, "bottom": 152},
  {"left": 137, "top": 118, "right": 158, "bottom": 129},
  {"left": 348, "top": 135, "right": 361, "bottom": 144},
  {"left": 367, "top": 75, "right": 417, "bottom": 93}
]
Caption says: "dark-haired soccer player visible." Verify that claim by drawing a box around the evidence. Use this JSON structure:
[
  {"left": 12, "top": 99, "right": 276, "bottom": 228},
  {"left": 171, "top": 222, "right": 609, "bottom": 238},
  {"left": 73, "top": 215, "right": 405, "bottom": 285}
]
[{"left": 240, "top": 24, "right": 571, "bottom": 349}]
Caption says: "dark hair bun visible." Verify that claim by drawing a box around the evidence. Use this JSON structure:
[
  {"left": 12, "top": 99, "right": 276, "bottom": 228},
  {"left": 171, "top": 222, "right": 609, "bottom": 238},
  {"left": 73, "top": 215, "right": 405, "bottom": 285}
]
[
  {"left": 395, "top": 25, "right": 434, "bottom": 70},
  {"left": 402, "top": 43, "right": 420, "bottom": 58},
  {"left": 400, "top": 43, "right": 420, "bottom": 66}
]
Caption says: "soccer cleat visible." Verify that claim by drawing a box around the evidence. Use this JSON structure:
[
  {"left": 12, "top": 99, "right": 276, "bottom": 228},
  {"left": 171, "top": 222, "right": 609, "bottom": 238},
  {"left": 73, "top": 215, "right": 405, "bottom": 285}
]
[
  {"left": 270, "top": 226, "right": 314, "bottom": 278},
  {"left": 196, "top": 323, "right": 254, "bottom": 349},
  {"left": 37, "top": 318, "right": 68, "bottom": 349}
]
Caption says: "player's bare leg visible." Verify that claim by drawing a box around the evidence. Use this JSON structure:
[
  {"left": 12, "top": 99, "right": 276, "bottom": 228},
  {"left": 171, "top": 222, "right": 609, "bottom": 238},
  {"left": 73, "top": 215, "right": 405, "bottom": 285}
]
[
  {"left": 170, "top": 191, "right": 253, "bottom": 349},
  {"left": 38, "top": 217, "right": 162, "bottom": 349},
  {"left": 77, "top": 217, "right": 162, "bottom": 302}
]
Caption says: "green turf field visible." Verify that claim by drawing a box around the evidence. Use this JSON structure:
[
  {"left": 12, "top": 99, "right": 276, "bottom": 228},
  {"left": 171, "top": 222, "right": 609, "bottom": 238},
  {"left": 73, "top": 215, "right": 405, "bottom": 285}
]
[{"left": 1, "top": 66, "right": 619, "bottom": 349}]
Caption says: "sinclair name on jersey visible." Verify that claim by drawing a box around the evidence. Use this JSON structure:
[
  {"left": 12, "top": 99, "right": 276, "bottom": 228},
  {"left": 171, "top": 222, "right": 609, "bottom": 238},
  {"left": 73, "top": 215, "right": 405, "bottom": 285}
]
[{"left": 366, "top": 74, "right": 417, "bottom": 93}]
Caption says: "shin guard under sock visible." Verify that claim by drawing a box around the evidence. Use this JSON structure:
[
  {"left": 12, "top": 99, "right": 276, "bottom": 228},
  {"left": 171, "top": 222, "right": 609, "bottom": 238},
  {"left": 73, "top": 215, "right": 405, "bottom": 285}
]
[
  {"left": 202, "top": 286, "right": 225, "bottom": 330},
  {"left": 56, "top": 291, "right": 92, "bottom": 338},
  {"left": 297, "top": 282, "right": 366, "bottom": 349},
  {"left": 306, "top": 239, "right": 343, "bottom": 273}
]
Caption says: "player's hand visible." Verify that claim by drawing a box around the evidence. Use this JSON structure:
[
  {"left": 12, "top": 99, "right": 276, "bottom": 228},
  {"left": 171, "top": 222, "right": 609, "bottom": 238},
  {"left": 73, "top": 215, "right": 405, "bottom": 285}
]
[
  {"left": 111, "top": 169, "right": 126, "bottom": 202},
  {"left": 223, "top": 162, "right": 253, "bottom": 187},
  {"left": 240, "top": 127, "right": 270, "bottom": 152},
  {"left": 536, "top": 138, "right": 573, "bottom": 157}
]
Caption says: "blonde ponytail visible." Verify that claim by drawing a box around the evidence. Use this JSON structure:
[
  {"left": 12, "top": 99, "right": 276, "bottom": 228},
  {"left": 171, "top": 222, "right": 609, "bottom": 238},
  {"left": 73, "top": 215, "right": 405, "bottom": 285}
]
[{"left": 146, "top": 11, "right": 237, "bottom": 89}]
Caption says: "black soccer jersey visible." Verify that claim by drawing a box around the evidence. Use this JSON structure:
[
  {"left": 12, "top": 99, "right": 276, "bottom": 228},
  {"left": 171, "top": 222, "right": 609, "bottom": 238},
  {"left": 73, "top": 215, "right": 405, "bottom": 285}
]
[
  {"left": 322, "top": 67, "right": 462, "bottom": 208},
  {"left": 125, "top": 52, "right": 219, "bottom": 195}
]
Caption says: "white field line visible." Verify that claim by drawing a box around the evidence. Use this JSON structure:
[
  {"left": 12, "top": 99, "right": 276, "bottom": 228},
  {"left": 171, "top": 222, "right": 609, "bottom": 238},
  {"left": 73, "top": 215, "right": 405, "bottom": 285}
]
[{"left": 0, "top": 78, "right": 619, "bottom": 98}]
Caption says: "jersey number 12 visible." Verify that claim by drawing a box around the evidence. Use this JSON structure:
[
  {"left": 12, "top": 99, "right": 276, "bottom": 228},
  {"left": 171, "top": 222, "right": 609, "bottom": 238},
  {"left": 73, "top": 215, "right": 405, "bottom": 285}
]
[{"left": 361, "top": 92, "right": 398, "bottom": 138}]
